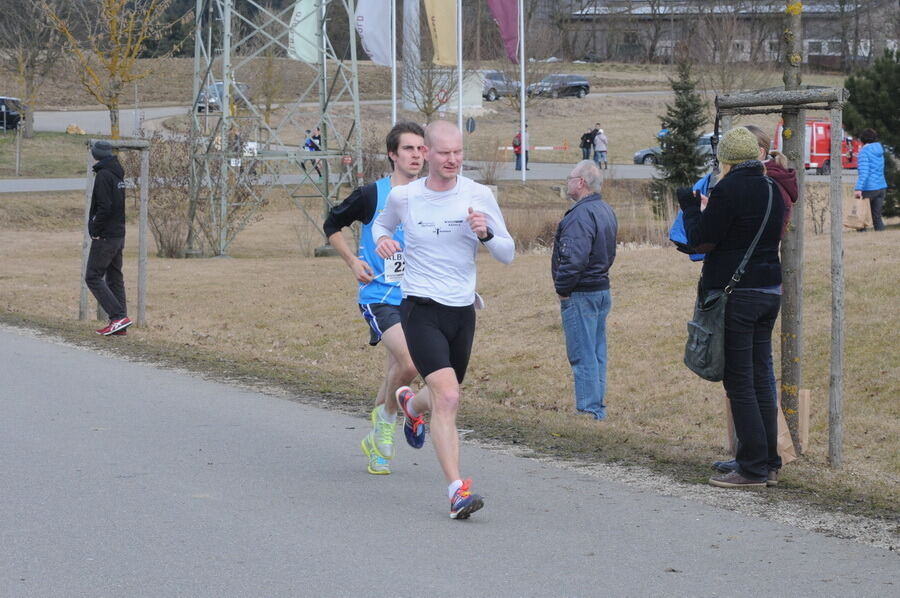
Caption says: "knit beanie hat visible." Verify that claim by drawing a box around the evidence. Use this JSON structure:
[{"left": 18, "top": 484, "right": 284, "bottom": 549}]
[
  {"left": 716, "top": 127, "right": 759, "bottom": 165},
  {"left": 91, "top": 140, "right": 113, "bottom": 160}
]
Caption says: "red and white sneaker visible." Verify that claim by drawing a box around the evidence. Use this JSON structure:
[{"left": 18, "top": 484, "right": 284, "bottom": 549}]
[
  {"left": 96, "top": 317, "right": 132, "bottom": 336},
  {"left": 112, "top": 328, "right": 127, "bottom": 336},
  {"left": 108, "top": 317, "right": 132, "bottom": 335}
]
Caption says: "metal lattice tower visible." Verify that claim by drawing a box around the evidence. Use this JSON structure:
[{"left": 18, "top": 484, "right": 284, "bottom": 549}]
[{"left": 190, "top": 0, "right": 363, "bottom": 256}]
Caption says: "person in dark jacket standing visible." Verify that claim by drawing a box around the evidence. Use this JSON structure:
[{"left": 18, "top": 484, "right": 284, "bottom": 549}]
[
  {"left": 552, "top": 160, "right": 617, "bottom": 420},
  {"left": 579, "top": 127, "right": 594, "bottom": 160},
  {"left": 854, "top": 128, "right": 888, "bottom": 231},
  {"left": 85, "top": 140, "right": 132, "bottom": 336},
  {"left": 678, "top": 127, "right": 784, "bottom": 489}
]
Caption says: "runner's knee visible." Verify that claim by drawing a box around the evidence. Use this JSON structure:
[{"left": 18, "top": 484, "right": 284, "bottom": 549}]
[{"left": 431, "top": 387, "right": 460, "bottom": 413}]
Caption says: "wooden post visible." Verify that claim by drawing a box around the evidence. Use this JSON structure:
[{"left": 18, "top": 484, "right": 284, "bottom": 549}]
[
  {"left": 138, "top": 148, "right": 150, "bottom": 327},
  {"left": 828, "top": 104, "right": 845, "bottom": 467},
  {"left": 79, "top": 147, "right": 95, "bottom": 320},
  {"left": 779, "top": 0, "right": 805, "bottom": 452},
  {"left": 15, "top": 123, "right": 21, "bottom": 176},
  {"left": 720, "top": 110, "right": 734, "bottom": 134}
]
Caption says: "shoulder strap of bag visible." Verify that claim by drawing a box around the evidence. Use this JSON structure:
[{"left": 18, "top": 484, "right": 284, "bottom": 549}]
[{"left": 725, "top": 177, "right": 773, "bottom": 294}]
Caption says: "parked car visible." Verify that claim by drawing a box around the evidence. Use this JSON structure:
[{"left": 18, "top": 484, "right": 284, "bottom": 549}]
[
  {"left": 0, "top": 96, "right": 24, "bottom": 130},
  {"left": 481, "top": 70, "right": 519, "bottom": 102},
  {"left": 527, "top": 74, "right": 590, "bottom": 99},
  {"left": 197, "top": 82, "right": 251, "bottom": 112},
  {"left": 633, "top": 132, "right": 719, "bottom": 166},
  {"left": 772, "top": 119, "right": 860, "bottom": 174}
]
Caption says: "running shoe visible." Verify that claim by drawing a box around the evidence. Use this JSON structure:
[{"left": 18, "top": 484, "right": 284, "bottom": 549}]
[
  {"left": 449, "top": 478, "right": 484, "bottom": 520},
  {"left": 396, "top": 386, "right": 425, "bottom": 449},
  {"left": 369, "top": 406, "right": 395, "bottom": 459},
  {"left": 97, "top": 317, "right": 132, "bottom": 336},
  {"left": 360, "top": 432, "right": 391, "bottom": 475}
]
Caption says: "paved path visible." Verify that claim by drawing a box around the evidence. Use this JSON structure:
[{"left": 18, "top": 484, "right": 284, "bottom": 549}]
[
  {"left": 1, "top": 325, "right": 896, "bottom": 597},
  {"left": 0, "top": 164, "right": 852, "bottom": 193}
]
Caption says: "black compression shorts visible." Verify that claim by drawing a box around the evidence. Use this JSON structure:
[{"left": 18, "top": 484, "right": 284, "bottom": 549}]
[{"left": 399, "top": 296, "right": 475, "bottom": 382}]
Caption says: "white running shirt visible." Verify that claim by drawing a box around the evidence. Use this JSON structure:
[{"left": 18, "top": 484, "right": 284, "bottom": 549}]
[{"left": 372, "top": 175, "right": 515, "bottom": 306}]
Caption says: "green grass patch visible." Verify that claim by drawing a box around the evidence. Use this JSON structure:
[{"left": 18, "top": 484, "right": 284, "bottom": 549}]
[{"left": 0, "top": 131, "right": 93, "bottom": 178}]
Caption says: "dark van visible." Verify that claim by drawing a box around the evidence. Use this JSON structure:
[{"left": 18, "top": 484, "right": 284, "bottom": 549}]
[{"left": 0, "top": 97, "right": 24, "bottom": 130}]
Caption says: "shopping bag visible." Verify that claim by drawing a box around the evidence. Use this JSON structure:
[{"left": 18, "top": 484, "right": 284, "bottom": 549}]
[
  {"left": 843, "top": 194, "right": 874, "bottom": 230},
  {"left": 724, "top": 397, "right": 797, "bottom": 465}
]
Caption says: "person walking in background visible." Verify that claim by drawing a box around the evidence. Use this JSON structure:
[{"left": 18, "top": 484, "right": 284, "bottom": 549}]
[
  {"left": 514, "top": 124, "right": 529, "bottom": 171},
  {"left": 323, "top": 122, "right": 426, "bottom": 476},
  {"left": 373, "top": 120, "right": 515, "bottom": 519},
  {"left": 855, "top": 128, "right": 888, "bottom": 231},
  {"left": 678, "top": 127, "right": 784, "bottom": 489},
  {"left": 301, "top": 129, "right": 322, "bottom": 178},
  {"left": 552, "top": 160, "right": 617, "bottom": 421},
  {"left": 579, "top": 127, "right": 594, "bottom": 160},
  {"left": 85, "top": 140, "right": 131, "bottom": 337},
  {"left": 593, "top": 128, "right": 609, "bottom": 170}
]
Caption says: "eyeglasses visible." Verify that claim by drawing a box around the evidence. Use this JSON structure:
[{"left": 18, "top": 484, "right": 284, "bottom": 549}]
[{"left": 566, "top": 175, "right": 583, "bottom": 182}]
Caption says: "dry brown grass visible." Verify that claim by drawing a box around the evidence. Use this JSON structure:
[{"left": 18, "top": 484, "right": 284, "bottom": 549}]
[{"left": 2, "top": 179, "right": 897, "bottom": 514}]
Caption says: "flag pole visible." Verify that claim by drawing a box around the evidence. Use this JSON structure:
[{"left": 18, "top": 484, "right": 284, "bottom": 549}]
[
  {"left": 519, "top": 0, "right": 525, "bottom": 182},
  {"left": 457, "top": 0, "right": 463, "bottom": 132},
  {"left": 391, "top": 0, "right": 397, "bottom": 124}
]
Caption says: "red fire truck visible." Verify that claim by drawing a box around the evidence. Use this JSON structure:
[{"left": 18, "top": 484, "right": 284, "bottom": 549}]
[{"left": 773, "top": 119, "right": 861, "bottom": 174}]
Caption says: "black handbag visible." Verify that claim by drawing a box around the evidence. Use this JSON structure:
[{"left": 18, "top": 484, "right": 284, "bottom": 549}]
[{"left": 684, "top": 180, "right": 773, "bottom": 382}]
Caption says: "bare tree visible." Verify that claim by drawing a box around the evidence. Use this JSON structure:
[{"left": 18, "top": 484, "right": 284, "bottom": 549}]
[
  {"left": 0, "top": 0, "right": 68, "bottom": 138},
  {"left": 692, "top": 0, "right": 777, "bottom": 95},
  {"left": 640, "top": 0, "right": 668, "bottom": 63},
  {"left": 43, "top": 0, "right": 190, "bottom": 138},
  {"left": 403, "top": 63, "right": 462, "bottom": 123}
]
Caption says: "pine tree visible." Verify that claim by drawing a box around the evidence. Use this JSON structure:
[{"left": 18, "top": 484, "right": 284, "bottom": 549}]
[
  {"left": 844, "top": 50, "right": 900, "bottom": 217},
  {"left": 657, "top": 58, "right": 709, "bottom": 189}
]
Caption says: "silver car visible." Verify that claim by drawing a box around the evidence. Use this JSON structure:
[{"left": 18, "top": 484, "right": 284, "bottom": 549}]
[
  {"left": 197, "top": 82, "right": 251, "bottom": 113},
  {"left": 481, "top": 70, "right": 519, "bottom": 102}
]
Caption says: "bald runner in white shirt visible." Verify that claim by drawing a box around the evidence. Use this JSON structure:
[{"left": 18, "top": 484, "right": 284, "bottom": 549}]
[{"left": 372, "top": 120, "right": 514, "bottom": 519}]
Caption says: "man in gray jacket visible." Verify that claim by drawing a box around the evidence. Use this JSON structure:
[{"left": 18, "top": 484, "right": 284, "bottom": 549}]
[{"left": 551, "top": 160, "right": 617, "bottom": 420}]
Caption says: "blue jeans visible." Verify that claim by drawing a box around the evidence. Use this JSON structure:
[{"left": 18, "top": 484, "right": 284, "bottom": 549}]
[
  {"left": 560, "top": 289, "right": 612, "bottom": 419},
  {"left": 515, "top": 151, "right": 528, "bottom": 170},
  {"left": 723, "top": 291, "right": 782, "bottom": 480}
]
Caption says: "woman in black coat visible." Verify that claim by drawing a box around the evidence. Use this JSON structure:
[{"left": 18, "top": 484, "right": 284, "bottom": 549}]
[{"left": 678, "top": 126, "right": 784, "bottom": 489}]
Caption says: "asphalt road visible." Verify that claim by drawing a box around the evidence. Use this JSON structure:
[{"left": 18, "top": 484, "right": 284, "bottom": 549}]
[{"left": 1, "top": 325, "right": 897, "bottom": 597}]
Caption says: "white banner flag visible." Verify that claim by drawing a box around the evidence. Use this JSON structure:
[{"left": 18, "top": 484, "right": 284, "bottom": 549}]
[
  {"left": 355, "top": 0, "right": 392, "bottom": 67},
  {"left": 288, "top": 0, "right": 317, "bottom": 63}
]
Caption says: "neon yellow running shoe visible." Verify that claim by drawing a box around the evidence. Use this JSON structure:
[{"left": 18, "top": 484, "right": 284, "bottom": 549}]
[
  {"left": 361, "top": 432, "right": 391, "bottom": 475},
  {"left": 369, "top": 406, "right": 396, "bottom": 459}
]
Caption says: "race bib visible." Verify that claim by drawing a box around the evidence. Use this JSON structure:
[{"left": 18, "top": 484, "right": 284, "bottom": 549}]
[{"left": 383, "top": 251, "right": 405, "bottom": 283}]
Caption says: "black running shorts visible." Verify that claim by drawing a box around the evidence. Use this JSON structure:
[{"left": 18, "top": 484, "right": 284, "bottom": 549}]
[
  {"left": 400, "top": 296, "right": 476, "bottom": 382},
  {"left": 359, "top": 303, "right": 402, "bottom": 346}
]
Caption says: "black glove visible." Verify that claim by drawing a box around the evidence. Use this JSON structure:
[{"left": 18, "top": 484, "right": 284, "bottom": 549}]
[{"left": 676, "top": 187, "right": 700, "bottom": 209}]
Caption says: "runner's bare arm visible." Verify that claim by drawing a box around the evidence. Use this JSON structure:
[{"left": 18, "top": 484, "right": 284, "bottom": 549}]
[{"left": 327, "top": 231, "right": 374, "bottom": 283}]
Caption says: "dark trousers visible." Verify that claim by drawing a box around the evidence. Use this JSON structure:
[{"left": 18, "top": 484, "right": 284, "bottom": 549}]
[
  {"left": 722, "top": 291, "right": 782, "bottom": 480},
  {"left": 863, "top": 188, "right": 886, "bottom": 231},
  {"left": 581, "top": 147, "right": 590, "bottom": 160},
  {"left": 85, "top": 237, "right": 127, "bottom": 320}
]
